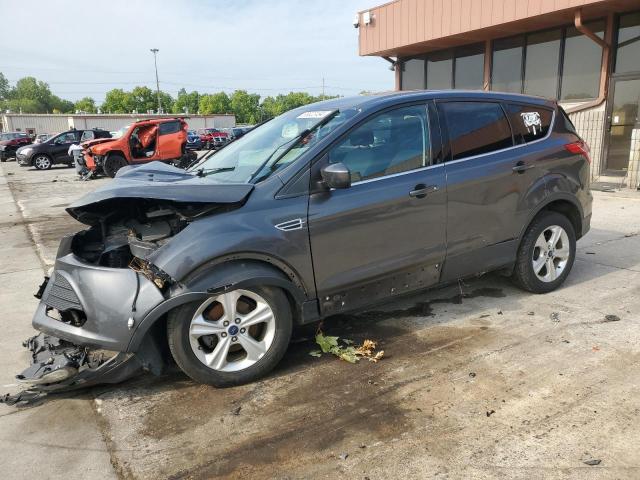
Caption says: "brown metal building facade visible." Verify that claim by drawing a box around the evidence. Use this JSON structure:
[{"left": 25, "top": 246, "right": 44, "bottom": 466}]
[{"left": 357, "top": 0, "right": 640, "bottom": 189}]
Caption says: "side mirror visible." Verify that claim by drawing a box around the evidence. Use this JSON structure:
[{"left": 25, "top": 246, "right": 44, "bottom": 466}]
[{"left": 321, "top": 162, "right": 351, "bottom": 189}]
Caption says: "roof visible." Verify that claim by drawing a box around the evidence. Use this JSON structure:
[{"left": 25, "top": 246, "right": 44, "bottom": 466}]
[
  {"left": 302, "top": 90, "right": 556, "bottom": 113},
  {"left": 358, "top": 0, "right": 638, "bottom": 57}
]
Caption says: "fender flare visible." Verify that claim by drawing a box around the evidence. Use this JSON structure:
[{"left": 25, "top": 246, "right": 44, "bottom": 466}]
[
  {"left": 518, "top": 191, "right": 585, "bottom": 240},
  {"left": 126, "top": 260, "right": 309, "bottom": 352}
]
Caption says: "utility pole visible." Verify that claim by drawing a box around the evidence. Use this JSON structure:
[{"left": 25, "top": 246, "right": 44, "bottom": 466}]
[
  {"left": 150, "top": 48, "right": 162, "bottom": 114},
  {"left": 321, "top": 77, "right": 325, "bottom": 100}
]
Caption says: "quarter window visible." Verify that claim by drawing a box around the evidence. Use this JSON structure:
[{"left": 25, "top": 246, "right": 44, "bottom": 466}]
[
  {"left": 329, "top": 105, "right": 430, "bottom": 183},
  {"left": 503, "top": 104, "right": 553, "bottom": 144},
  {"left": 80, "top": 130, "right": 95, "bottom": 142},
  {"left": 440, "top": 102, "right": 513, "bottom": 160}
]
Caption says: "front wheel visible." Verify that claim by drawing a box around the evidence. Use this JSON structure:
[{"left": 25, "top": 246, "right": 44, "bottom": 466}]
[
  {"left": 167, "top": 286, "right": 292, "bottom": 387},
  {"left": 103, "top": 154, "right": 128, "bottom": 178},
  {"left": 512, "top": 211, "right": 576, "bottom": 293},
  {"left": 33, "top": 154, "right": 52, "bottom": 170}
]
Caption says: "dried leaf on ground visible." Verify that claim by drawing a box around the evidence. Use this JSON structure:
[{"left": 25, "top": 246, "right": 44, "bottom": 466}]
[{"left": 313, "top": 332, "right": 384, "bottom": 364}]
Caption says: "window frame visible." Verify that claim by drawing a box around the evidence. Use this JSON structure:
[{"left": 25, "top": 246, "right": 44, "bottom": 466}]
[
  {"left": 436, "top": 98, "right": 556, "bottom": 164},
  {"left": 158, "top": 120, "right": 182, "bottom": 136},
  {"left": 327, "top": 103, "right": 433, "bottom": 185}
]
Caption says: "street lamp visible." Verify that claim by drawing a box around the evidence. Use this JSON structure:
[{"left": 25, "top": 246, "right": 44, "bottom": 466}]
[{"left": 150, "top": 48, "right": 162, "bottom": 114}]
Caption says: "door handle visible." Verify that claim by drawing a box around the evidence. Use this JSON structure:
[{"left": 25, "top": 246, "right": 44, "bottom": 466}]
[
  {"left": 409, "top": 184, "right": 438, "bottom": 198},
  {"left": 512, "top": 161, "right": 534, "bottom": 174}
]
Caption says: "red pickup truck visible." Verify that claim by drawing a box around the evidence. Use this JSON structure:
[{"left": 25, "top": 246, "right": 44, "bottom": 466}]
[{"left": 197, "top": 128, "right": 229, "bottom": 149}]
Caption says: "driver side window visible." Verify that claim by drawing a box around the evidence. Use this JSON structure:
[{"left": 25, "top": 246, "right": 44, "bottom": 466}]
[{"left": 329, "top": 105, "right": 430, "bottom": 182}]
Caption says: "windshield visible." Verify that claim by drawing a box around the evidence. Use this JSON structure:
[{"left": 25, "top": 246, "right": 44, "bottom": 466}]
[
  {"left": 189, "top": 107, "right": 355, "bottom": 184},
  {"left": 111, "top": 125, "right": 130, "bottom": 139},
  {"left": 0, "top": 133, "right": 12, "bottom": 141}
]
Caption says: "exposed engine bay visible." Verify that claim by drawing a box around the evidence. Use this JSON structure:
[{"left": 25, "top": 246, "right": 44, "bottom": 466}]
[{"left": 70, "top": 199, "right": 224, "bottom": 283}]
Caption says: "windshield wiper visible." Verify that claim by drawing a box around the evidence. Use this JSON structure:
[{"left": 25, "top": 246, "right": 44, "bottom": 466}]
[{"left": 195, "top": 166, "right": 236, "bottom": 177}]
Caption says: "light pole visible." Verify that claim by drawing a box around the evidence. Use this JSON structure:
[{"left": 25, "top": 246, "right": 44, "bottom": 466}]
[{"left": 150, "top": 48, "right": 162, "bottom": 114}]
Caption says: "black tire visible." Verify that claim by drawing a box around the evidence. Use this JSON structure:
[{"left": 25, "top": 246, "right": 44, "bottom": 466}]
[
  {"left": 167, "top": 286, "right": 292, "bottom": 387},
  {"left": 103, "top": 154, "right": 128, "bottom": 178},
  {"left": 33, "top": 154, "right": 52, "bottom": 170},
  {"left": 512, "top": 211, "right": 576, "bottom": 293}
]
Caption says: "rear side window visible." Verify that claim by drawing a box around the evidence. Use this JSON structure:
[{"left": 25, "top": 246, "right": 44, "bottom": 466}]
[
  {"left": 329, "top": 104, "right": 430, "bottom": 182},
  {"left": 80, "top": 131, "right": 95, "bottom": 141},
  {"left": 159, "top": 121, "right": 181, "bottom": 135},
  {"left": 504, "top": 103, "right": 553, "bottom": 144},
  {"left": 440, "top": 101, "right": 513, "bottom": 160}
]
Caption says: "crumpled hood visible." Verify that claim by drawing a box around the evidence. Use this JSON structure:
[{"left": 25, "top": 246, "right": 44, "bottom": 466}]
[
  {"left": 66, "top": 161, "right": 254, "bottom": 224},
  {"left": 81, "top": 138, "right": 115, "bottom": 149}
]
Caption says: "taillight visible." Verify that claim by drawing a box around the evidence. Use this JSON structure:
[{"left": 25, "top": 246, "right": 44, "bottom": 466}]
[{"left": 565, "top": 140, "right": 591, "bottom": 163}]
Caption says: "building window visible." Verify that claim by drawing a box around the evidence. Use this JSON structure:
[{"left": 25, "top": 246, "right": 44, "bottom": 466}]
[
  {"left": 616, "top": 12, "right": 640, "bottom": 73},
  {"left": 401, "top": 57, "right": 426, "bottom": 90},
  {"left": 439, "top": 102, "right": 513, "bottom": 161},
  {"left": 524, "top": 29, "right": 562, "bottom": 98},
  {"left": 427, "top": 50, "right": 453, "bottom": 89},
  {"left": 454, "top": 44, "right": 485, "bottom": 90},
  {"left": 491, "top": 36, "right": 524, "bottom": 93},
  {"left": 561, "top": 21, "right": 605, "bottom": 100}
]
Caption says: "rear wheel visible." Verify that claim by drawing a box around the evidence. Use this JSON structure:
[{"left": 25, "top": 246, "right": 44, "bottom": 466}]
[
  {"left": 33, "top": 154, "right": 52, "bottom": 170},
  {"left": 167, "top": 286, "right": 292, "bottom": 387},
  {"left": 512, "top": 211, "right": 576, "bottom": 293},
  {"left": 103, "top": 154, "right": 128, "bottom": 178}
]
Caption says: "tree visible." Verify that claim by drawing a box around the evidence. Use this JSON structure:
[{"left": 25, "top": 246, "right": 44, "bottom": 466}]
[
  {"left": 173, "top": 88, "right": 200, "bottom": 114},
  {"left": 74, "top": 97, "right": 97, "bottom": 113},
  {"left": 102, "top": 88, "right": 129, "bottom": 113},
  {"left": 230, "top": 90, "right": 261, "bottom": 124},
  {"left": 199, "top": 92, "right": 231, "bottom": 115},
  {"left": 0, "top": 72, "right": 9, "bottom": 101}
]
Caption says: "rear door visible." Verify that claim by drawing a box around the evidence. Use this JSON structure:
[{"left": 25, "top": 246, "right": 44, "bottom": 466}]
[
  {"left": 438, "top": 100, "right": 552, "bottom": 281},
  {"left": 158, "top": 120, "right": 185, "bottom": 159},
  {"left": 308, "top": 102, "right": 447, "bottom": 316}
]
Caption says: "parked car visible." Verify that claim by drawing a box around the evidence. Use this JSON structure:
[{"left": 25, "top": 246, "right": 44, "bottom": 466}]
[
  {"left": 34, "top": 133, "right": 54, "bottom": 144},
  {"left": 17, "top": 91, "right": 592, "bottom": 392},
  {"left": 197, "top": 128, "right": 229, "bottom": 149},
  {"left": 16, "top": 129, "right": 111, "bottom": 169},
  {"left": 0, "top": 132, "right": 32, "bottom": 161},
  {"left": 186, "top": 130, "right": 203, "bottom": 151},
  {"left": 225, "top": 126, "right": 253, "bottom": 141},
  {"left": 82, "top": 118, "right": 191, "bottom": 177}
]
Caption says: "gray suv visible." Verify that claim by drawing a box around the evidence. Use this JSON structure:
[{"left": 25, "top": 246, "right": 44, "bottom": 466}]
[{"left": 19, "top": 91, "right": 592, "bottom": 391}]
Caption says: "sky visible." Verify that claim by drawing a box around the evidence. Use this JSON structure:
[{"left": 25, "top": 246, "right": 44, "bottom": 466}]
[{"left": 0, "top": 0, "right": 393, "bottom": 103}]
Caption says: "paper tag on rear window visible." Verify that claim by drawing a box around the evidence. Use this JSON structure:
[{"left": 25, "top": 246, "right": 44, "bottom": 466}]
[{"left": 297, "top": 111, "right": 333, "bottom": 119}]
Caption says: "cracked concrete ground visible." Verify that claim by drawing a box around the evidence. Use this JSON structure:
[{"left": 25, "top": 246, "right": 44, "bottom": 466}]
[{"left": 0, "top": 160, "right": 639, "bottom": 479}]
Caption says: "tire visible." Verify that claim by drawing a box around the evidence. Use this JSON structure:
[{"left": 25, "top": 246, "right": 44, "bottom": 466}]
[
  {"left": 512, "top": 211, "right": 576, "bottom": 293},
  {"left": 33, "top": 154, "right": 52, "bottom": 170},
  {"left": 103, "top": 154, "right": 128, "bottom": 178},
  {"left": 167, "top": 286, "right": 292, "bottom": 387}
]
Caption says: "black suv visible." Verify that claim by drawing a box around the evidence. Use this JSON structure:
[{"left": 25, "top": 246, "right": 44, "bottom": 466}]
[
  {"left": 16, "top": 128, "right": 111, "bottom": 170},
  {"left": 19, "top": 91, "right": 592, "bottom": 391}
]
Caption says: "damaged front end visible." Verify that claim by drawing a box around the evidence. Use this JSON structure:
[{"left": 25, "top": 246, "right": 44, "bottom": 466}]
[{"left": 3, "top": 162, "right": 254, "bottom": 404}]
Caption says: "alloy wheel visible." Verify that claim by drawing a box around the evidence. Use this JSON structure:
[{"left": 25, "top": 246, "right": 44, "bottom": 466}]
[
  {"left": 188, "top": 289, "right": 276, "bottom": 372},
  {"left": 531, "top": 225, "right": 570, "bottom": 282},
  {"left": 34, "top": 155, "right": 51, "bottom": 170}
]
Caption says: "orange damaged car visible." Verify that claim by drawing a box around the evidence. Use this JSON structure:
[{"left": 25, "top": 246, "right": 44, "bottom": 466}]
[{"left": 82, "top": 118, "right": 192, "bottom": 177}]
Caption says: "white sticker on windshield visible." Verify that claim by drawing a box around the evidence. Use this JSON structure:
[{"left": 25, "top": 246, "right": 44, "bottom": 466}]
[
  {"left": 297, "top": 111, "right": 333, "bottom": 119},
  {"left": 520, "top": 111, "right": 542, "bottom": 135}
]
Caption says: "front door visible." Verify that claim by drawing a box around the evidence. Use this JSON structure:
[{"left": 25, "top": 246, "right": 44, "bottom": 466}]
[
  {"left": 308, "top": 103, "right": 447, "bottom": 316},
  {"left": 51, "top": 131, "right": 80, "bottom": 162},
  {"left": 605, "top": 76, "right": 640, "bottom": 172}
]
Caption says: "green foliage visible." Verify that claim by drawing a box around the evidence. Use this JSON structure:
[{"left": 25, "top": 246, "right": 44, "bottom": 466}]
[
  {"left": 230, "top": 90, "right": 261, "bottom": 124},
  {"left": 0, "top": 71, "right": 342, "bottom": 121},
  {"left": 312, "top": 332, "right": 384, "bottom": 364},
  {"left": 198, "top": 92, "right": 230, "bottom": 115},
  {"left": 74, "top": 97, "right": 97, "bottom": 113},
  {"left": 173, "top": 88, "right": 200, "bottom": 114}
]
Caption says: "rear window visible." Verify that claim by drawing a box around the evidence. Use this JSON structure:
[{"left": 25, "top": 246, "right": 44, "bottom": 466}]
[
  {"left": 159, "top": 121, "right": 182, "bottom": 135},
  {"left": 503, "top": 103, "right": 553, "bottom": 144},
  {"left": 440, "top": 101, "right": 513, "bottom": 161}
]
